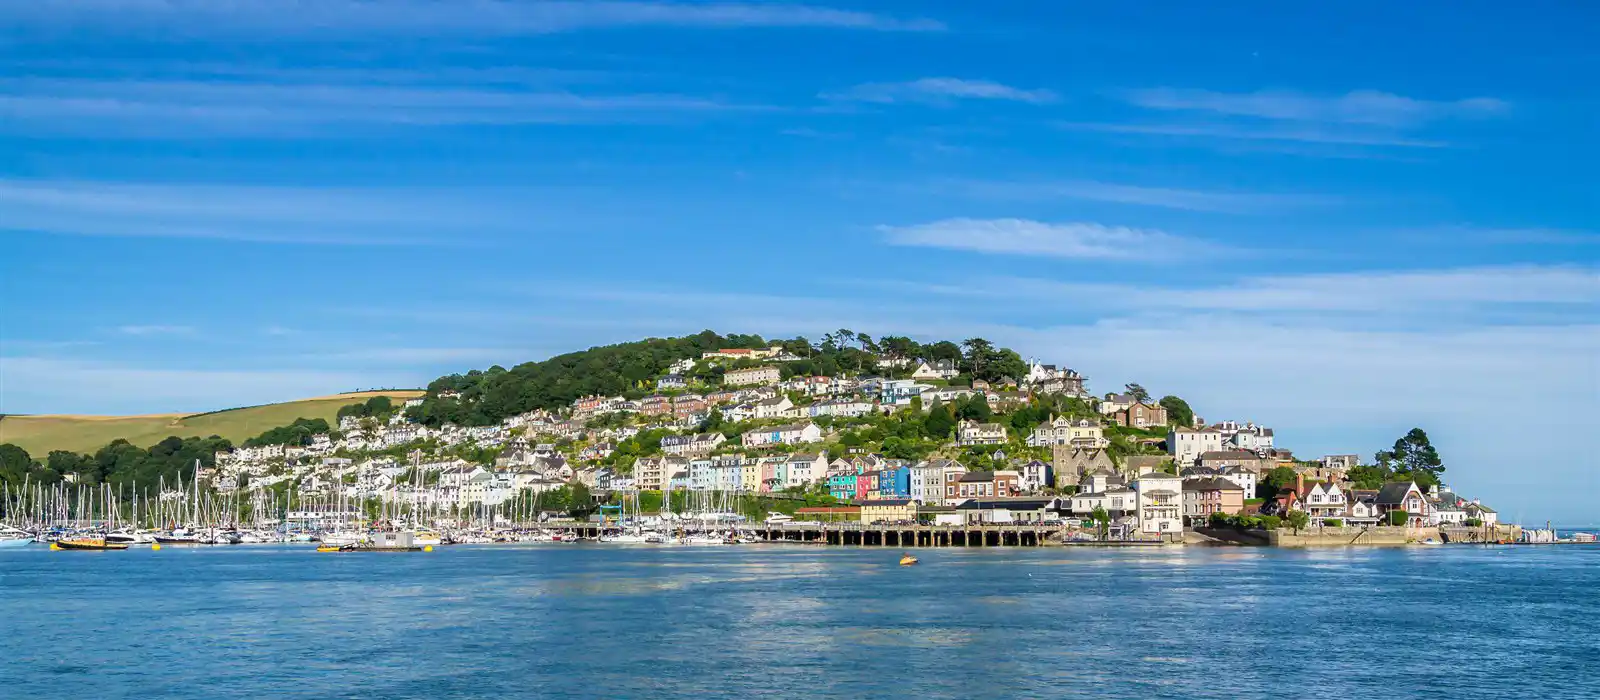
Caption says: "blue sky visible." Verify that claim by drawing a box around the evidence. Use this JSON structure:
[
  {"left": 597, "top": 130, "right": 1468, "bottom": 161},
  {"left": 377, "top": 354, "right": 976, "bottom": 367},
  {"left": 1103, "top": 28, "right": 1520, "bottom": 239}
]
[{"left": 0, "top": 1, "right": 1595, "bottom": 522}]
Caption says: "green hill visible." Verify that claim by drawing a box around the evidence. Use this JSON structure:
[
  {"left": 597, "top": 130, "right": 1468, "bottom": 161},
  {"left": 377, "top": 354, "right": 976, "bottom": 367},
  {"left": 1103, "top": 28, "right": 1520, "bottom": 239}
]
[{"left": 0, "top": 390, "right": 424, "bottom": 455}]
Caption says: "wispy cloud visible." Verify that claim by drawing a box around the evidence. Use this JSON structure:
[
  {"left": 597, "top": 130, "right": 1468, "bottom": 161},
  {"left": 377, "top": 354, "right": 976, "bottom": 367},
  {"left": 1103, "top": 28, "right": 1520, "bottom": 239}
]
[
  {"left": 825, "top": 78, "right": 1056, "bottom": 105},
  {"left": 0, "top": 356, "right": 406, "bottom": 415},
  {"left": 1057, "top": 121, "right": 1450, "bottom": 148},
  {"left": 930, "top": 179, "right": 1334, "bottom": 214},
  {"left": 877, "top": 265, "right": 1600, "bottom": 323},
  {"left": 0, "top": 179, "right": 516, "bottom": 245},
  {"left": 0, "top": 77, "right": 763, "bottom": 136},
  {"left": 1121, "top": 88, "right": 1508, "bottom": 127},
  {"left": 4, "top": 1, "right": 944, "bottom": 36},
  {"left": 1079, "top": 88, "right": 1510, "bottom": 152},
  {"left": 117, "top": 325, "right": 197, "bottom": 336},
  {"left": 877, "top": 218, "right": 1212, "bottom": 260}
]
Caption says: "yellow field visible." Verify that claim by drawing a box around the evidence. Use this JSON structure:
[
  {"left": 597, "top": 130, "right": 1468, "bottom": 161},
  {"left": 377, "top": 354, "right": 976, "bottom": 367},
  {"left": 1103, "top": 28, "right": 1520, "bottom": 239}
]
[{"left": 0, "top": 391, "right": 425, "bottom": 456}]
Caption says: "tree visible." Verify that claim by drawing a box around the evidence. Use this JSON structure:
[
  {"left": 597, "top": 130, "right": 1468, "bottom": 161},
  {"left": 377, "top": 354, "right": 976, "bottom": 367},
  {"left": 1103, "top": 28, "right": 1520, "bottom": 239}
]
[
  {"left": 1124, "top": 383, "right": 1151, "bottom": 404},
  {"left": 1346, "top": 465, "right": 1389, "bottom": 490},
  {"left": 924, "top": 341, "right": 963, "bottom": 363},
  {"left": 0, "top": 444, "right": 36, "bottom": 485},
  {"left": 1285, "top": 509, "right": 1310, "bottom": 533},
  {"left": 955, "top": 394, "right": 992, "bottom": 422},
  {"left": 1386, "top": 510, "right": 1410, "bottom": 527},
  {"left": 1208, "top": 511, "right": 1232, "bottom": 528},
  {"left": 1091, "top": 505, "right": 1110, "bottom": 539},
  {"left": 1158, "top": 396, "right": 1193, "bottom": 427},
  {"left": 986, "top": 349, "right": 1028, "bottom": 384},
  {"left": 1391, "top": 428, "right": 1444, "bottom": 479},
  {"left": 568, "top": 482, "right": 594, "bottom": 518},
  {"left": 961, "top": 338, "right": 995, "bottom": 377},
  {"left": 1260, "top": 466, "right": 1298, "bottom": 498},
  {"left": 923, "top": 402, "right": 956, "bottom": 439}
]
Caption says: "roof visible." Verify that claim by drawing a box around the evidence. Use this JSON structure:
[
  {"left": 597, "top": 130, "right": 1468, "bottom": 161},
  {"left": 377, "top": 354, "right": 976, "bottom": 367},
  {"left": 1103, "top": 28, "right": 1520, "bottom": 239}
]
[
  {"left": 1376, "top": 481, "right": 1419, "bottom": 505},
  {"left": 1199, "top": 450, "right": 1263, "bottom": 461},
  {"left": 1184, "top": 477, "right": 1245, "bottom": 492},
  {"left": 859, "top": 499, "right": 914, "bottom": 506},
  {"left": 954, "top": 497, "right": 1062, "bottom": 511},
  {"left": 959, "top": 471, "right": 996, "bottom": 483}
]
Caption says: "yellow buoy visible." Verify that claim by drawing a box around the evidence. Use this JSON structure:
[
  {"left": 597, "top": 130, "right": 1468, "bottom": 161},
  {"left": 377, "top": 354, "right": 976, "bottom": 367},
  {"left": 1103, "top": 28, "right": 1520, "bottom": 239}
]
[
  {"left": 152, "top": 543, "right": 162, "bottom": 551},
  {"left": 50, "top": 543, "right": 61, "bottom": 551},
  {"left": 424, "top": 545, "right": 433, "bottom": 553}
]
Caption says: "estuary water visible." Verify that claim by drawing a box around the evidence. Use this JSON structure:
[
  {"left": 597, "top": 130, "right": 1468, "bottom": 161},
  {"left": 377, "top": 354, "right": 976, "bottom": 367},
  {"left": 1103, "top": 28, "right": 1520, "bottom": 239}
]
[{"left": 1, "top": 544, "right": 1595, "bottom": 699}]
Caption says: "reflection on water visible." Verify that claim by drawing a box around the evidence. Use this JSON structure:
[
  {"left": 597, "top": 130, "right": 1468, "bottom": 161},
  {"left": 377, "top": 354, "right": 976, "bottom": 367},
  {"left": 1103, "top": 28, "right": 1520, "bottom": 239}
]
[{"left": 0, "top": 545, "right": 1595, "bottom": 699}]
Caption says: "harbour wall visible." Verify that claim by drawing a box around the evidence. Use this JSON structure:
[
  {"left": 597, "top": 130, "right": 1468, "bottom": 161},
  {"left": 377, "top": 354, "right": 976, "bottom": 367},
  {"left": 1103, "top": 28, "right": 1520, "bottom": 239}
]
[{"left": 1269, "top": 526, "right": 1432, "bottom": 547}]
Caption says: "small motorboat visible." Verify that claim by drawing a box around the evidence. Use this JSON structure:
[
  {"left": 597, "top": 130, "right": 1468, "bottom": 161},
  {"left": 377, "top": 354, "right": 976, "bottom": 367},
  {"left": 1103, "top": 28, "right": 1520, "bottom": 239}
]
[
  {"left": 899, "top": 553, "right": 919, "bottom": 566},
  {"left": 316, "top": 544, "right": 354, "bottom": 553},
  {"left": 0, "top": 526, "right": 33, "bottom": 548}
]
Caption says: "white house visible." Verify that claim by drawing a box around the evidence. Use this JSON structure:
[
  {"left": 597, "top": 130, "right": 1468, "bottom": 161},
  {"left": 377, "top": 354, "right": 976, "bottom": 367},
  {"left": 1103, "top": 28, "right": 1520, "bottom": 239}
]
[
  {"left": 1134, "top": 473, "right": 1183, "bottom": 535},
  {"left": 741, "top": 422, "right": 823, "bottom": 448},
  {"left": 1168, "top": 427, "right": 1225, "bottom": 467},
  {"left": 783, "top": 453, "right": 828, "bottom": 489},
  {"left": 1302, "top": 481, "right": 1347, "bottom": 522},
  {"left": 753, "top": 395, "right": 795, "bottom": 419},
  {"left": 1216, "top": 465, "right": 1258, "bottom": 500},
  {"left": 1026, "top": 417, "right": 1109, "bottom": 449},
  {"left": 809, "top": 398, "right": 874, "bottom": 418},
  {"left": 724, "top": 365, "right": 781, "bottom": 387},
  {"left": 910, "top": 359, "right": 960, "bottom": 381},
  {"left": 957, "top": 421, "right": 1008, "bottom": 446},
  {"left": 1099, "top": 393, "right": 1136, "bottom": 416}
]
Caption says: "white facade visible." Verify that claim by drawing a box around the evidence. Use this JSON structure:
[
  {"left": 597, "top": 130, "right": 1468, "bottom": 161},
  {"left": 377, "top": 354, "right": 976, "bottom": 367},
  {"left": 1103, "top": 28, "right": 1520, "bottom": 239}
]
[
  {"left": 1134, "top": 473, "right": 1184, "bottom": 535},
  {"left": 1168, "top": 428, "right": 1225, "bottom": 467},
  {"left": 725, "top": 366, "right": 781, "bottom": 387}
]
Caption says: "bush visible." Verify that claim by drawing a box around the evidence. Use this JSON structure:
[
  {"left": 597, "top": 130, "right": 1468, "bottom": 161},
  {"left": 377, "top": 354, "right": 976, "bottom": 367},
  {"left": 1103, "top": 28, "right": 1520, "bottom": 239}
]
[
  {"left": 1208, "top": 511, "right": 1232, "bottom": 528},
  {"left": 1257, "top": 515, "right": 1282, "bottom": 530},
  {"left": 1463, "top": 518, "right": 1483, "bottom": 527},
  {"left": 1386, "top": 510, "right": 1410, "bottom": 526},
  {"left": 1323, "top": 518, "right": 1343, "bottom": 528}
]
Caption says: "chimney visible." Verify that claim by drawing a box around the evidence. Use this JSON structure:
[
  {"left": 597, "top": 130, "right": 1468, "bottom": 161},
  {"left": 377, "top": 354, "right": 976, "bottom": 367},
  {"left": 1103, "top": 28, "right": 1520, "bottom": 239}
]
[{"left": 1295, "top": 472, "right": 1304, "bottom": 495}]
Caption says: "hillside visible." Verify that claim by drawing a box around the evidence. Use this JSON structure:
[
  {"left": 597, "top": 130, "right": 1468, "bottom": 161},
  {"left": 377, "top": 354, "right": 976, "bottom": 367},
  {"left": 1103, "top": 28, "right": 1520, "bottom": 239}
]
[{"left": 0, "top": 390, "right": 424, "bottom": 455}]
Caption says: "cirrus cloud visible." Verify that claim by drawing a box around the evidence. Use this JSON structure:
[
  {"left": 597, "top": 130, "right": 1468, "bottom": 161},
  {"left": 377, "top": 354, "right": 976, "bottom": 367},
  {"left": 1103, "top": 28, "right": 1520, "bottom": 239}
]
[{"left": 877, "top": 218, "right": 1211, "bottom": 260}]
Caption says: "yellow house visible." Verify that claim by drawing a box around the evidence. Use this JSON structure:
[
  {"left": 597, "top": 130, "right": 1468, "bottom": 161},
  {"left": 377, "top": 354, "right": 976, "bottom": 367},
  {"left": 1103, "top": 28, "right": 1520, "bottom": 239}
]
[{"left": 860, "top": 499, "right": 918, "bottom": 524}]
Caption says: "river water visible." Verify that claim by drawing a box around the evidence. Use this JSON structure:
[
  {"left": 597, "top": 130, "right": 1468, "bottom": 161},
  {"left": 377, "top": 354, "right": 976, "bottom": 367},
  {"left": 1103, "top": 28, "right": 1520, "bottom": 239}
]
[{"left": 1, "top": 543, "right": 1595, "bottom": 699}]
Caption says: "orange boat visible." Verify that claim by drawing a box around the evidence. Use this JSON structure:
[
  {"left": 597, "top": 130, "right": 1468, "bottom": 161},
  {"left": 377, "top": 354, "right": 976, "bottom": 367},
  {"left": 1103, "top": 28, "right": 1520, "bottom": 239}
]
[{"left": 53, "top": 538, "right": 129, "bottom": 551}]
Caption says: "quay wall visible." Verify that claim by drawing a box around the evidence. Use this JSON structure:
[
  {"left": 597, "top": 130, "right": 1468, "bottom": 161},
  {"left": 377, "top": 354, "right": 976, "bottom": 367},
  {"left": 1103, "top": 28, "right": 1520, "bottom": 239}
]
[{"left": 1269, "top": 526, "right": 1433, "bottom": 547}]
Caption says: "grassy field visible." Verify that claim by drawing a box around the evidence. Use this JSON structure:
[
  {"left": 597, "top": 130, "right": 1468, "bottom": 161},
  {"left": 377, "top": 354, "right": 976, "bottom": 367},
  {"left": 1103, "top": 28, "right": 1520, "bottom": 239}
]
[{"left": 0, "top": 390, "right": 425, "bottom": 456}]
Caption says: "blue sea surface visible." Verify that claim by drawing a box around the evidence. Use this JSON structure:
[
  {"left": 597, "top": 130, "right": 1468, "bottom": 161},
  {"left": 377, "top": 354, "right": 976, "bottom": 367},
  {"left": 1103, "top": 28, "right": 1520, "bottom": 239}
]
[{"left": 1, "top": 544, "right": 1595, "bottom": 699}]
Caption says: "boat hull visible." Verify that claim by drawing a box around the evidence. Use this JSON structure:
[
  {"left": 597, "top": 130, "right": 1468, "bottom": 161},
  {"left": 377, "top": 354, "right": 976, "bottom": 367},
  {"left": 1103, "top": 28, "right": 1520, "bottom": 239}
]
[
  {"left": 54, "top": 539, "right": 129, "bottom": 551},
  {"left": 0, "top": 538, "right": 32, "bottom": 549}
]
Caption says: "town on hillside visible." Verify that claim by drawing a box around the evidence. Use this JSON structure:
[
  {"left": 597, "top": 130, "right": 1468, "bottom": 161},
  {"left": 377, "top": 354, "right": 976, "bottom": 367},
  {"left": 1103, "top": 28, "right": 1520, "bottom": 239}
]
[{"left": 149, "top": 333, "right": 1505, "bottom": 542}]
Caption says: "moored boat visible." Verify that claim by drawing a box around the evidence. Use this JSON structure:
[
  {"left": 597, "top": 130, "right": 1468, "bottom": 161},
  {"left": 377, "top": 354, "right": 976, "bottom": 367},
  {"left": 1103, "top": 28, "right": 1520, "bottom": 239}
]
[{"left": 54, "top": 538, "right": 129, "bottom": 551}]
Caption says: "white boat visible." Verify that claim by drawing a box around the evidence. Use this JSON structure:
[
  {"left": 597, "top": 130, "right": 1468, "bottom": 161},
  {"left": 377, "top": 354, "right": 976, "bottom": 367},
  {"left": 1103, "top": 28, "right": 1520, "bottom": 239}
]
[
  {"left": 105, "top": 529, "right": 156, "bottom": 546},
  {"left": 411, "top": 529, "right": 444, "bottom": 547},
  {"left": 602, "top": 530, "right": 667, "bottom": 544},
  {"left": 0, "top": 527, "right": 32, "bottom": 548},
  {"left": 318, "top": 532, "right": 366, "bottom": 547}
]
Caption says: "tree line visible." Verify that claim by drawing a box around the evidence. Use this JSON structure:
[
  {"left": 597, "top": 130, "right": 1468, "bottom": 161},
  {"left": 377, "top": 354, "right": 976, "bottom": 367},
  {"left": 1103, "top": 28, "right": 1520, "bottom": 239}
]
[{"left": 404, "top": 330, "right": 1040, "bottom": 430}]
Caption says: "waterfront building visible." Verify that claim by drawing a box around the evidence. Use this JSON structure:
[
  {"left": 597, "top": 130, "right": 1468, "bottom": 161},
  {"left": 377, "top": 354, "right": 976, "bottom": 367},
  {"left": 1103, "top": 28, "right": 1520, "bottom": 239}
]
[
  {"left": 1183, "top": 477, "right": 1246, "bottom": 523},
  {"left": 1134, "top": 473, "right": 1183, "bottom": 535},
  {"left": 954, "top": 497, "right": 1065, "bottom": 524},
  {"left": 860, "top": 499, "right": 918, "bottom": 524}
]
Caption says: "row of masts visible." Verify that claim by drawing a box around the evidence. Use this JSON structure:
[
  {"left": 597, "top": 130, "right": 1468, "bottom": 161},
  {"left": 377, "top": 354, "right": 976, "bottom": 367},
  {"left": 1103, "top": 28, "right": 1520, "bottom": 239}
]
[{"left": 1, "top": 467, "right": 757, "bottom": 532}]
